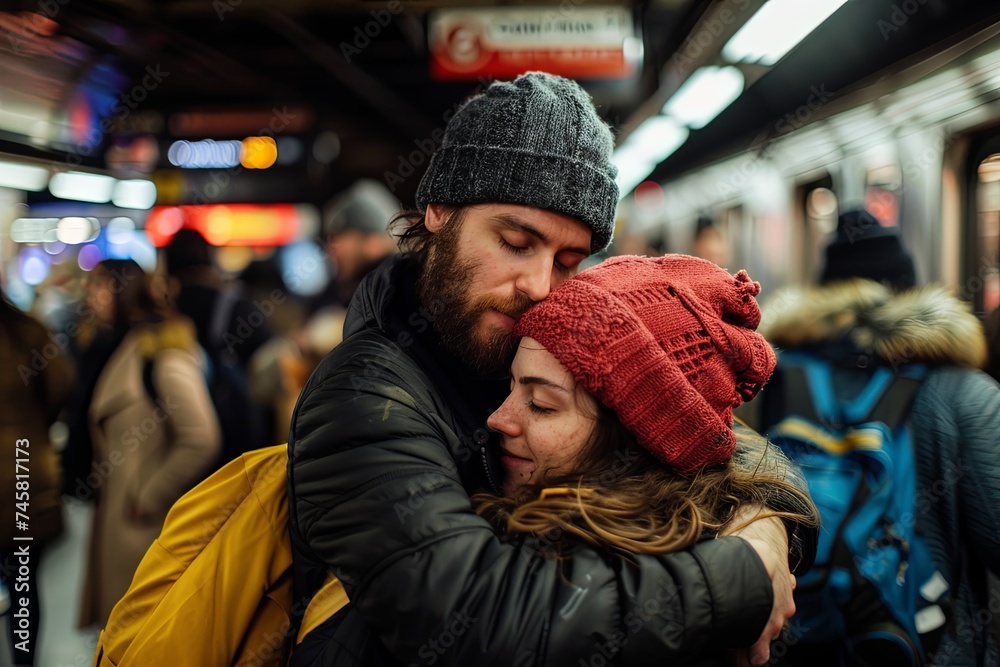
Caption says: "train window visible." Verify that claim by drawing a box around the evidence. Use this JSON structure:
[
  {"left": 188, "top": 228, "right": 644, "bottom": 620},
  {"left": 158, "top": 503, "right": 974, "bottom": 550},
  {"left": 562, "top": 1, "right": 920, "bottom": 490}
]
[
  {"left": 976, "top": 154, "right": 1000, "bottom": 314},
  {"left": 864, "top": 164, "right": 902, "bottom": 228},
  {"left": 804, "top": 185, "right": 837, "bottom": 284}
]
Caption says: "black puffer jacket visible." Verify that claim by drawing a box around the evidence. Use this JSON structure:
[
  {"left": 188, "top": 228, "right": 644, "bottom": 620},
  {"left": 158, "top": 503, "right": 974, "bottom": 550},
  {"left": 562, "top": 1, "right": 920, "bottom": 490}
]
[{"left": 288, "top": 255, "right": 802, "bottom": 667}]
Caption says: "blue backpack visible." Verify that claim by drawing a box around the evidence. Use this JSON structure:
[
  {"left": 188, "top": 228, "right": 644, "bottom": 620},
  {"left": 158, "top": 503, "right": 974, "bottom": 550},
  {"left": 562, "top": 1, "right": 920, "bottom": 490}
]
[{"left": 765, "top": 352, "right": 950, "bottom": 665}]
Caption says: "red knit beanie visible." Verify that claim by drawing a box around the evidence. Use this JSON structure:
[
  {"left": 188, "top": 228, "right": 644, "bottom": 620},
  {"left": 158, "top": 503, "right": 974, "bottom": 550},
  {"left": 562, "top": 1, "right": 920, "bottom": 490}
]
[{"left": 514, "top": 254, "right": 776, "bottom": 472}]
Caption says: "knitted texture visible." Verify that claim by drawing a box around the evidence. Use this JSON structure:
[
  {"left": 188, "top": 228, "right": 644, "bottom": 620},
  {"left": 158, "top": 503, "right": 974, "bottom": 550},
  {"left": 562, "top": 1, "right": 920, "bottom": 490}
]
[
  {"left": 821, "top": 209, "right": 916, "bottom": 290},
  {"left": 415, "top": 72, "right": 619, "bottom": 253},
  {"left": 515, "top": 254, "right": 776, "bottom": 471}
]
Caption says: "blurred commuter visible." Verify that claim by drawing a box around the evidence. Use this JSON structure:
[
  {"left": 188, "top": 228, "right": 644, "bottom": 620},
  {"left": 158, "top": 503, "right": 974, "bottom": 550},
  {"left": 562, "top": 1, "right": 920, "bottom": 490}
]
[
  {"left": 60, "top": 260, "right": 140, "bottom": 500},
  {"left": 78, "top": 260, "right": 220, "bottom": 628},
  {"left": 309, "top": 178, "right": 398, "bottom": 313},
  {"left": 238, "top": 259, "right": 308, "bottom": 445},
  {"left": 164, "top": 228, "right": 272, "bottom": 366},
  {"left": 289, "top": 72, "right": 811, "bottom": 667},
  {"left": 0, "top": 285, "right": 73, "bottom": 667},
  {"left": 475, "top": 255, "right": 818, "bottom": 663},
  {"left": 163, "top": 228, "right": 267, "bottom": 462},
  {"left": 612, "top": 226, "right": 668, "bottom": 257},
  {"left": 756, "top": 209, "right": 1000, "bottom": 666},
  {"left": 692, "top": 216, "right": 731, "bottom": 268}
]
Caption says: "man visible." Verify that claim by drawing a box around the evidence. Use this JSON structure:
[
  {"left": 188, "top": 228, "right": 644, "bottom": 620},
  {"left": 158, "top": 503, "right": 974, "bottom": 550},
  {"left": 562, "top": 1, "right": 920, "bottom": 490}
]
[
  {"left": 288, "top": 72, "right": 811, "bottom": 666},
  {"left": 163, "top": 228, "right": 273, "bottom": 367},
  {"left": 163, "top": 228, "right": 269, "bottom": 461},
  {"left": 308, "top": 179, "right": 399, "bottom": 314},
  {"left": 757, "top": 209, "right": 1000, "bottom": 666}
]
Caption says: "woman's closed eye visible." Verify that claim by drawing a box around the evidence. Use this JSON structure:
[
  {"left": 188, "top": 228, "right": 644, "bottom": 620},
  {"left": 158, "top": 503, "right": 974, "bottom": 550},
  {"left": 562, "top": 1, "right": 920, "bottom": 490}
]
[{"left": 527, "top": 401, "right": 554, "bottom": 415}]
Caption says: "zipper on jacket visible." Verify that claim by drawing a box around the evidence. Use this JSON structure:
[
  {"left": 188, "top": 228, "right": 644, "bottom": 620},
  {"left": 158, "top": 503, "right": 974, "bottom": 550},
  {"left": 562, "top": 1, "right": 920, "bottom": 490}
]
[{"left": 475, "top": 427, "right": 500, "bottom": 493}]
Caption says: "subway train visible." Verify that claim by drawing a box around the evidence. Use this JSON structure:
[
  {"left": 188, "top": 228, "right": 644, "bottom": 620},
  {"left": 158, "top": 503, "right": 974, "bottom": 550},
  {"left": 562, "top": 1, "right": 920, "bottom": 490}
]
[{"left": 627, "top": 21, "right": 1000, "bottom": 318}]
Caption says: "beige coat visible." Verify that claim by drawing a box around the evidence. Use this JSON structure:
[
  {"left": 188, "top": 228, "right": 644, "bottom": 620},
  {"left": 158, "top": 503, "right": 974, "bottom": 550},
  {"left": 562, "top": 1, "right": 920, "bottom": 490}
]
[{"left": 80, "top": 319, "right": 220, "bottom": 627}]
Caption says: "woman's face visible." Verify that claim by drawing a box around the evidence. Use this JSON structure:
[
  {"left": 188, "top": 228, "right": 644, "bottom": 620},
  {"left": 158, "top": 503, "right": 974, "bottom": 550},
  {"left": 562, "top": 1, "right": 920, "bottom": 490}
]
[{"left": 487, "top": 337, "right": 598, "bottom": 496}]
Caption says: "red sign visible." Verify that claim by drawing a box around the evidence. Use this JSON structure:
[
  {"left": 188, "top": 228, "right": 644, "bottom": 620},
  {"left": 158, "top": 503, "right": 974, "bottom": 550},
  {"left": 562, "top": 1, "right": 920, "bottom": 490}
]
[
  {"left": 429, "top": 7, "right": 640, "bottom": 81},
  {"left": 145, "top": 204, "right": 300, "bottom": 247}
]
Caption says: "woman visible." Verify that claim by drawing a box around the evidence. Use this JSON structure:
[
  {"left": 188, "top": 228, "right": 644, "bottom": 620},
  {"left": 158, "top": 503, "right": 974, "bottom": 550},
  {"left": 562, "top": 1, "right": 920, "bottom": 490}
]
[
  {"left": 79, "top": 259, "right": 221, "bottom": 628},
  {"left": 0, "top": 284, "right": 74, "bottom": 667},
  {"left": 472, "top": 254, "right": 819, "bottom": 666},
  {"left": 475, "top": 254, "right": 817, "bottom": 566}
]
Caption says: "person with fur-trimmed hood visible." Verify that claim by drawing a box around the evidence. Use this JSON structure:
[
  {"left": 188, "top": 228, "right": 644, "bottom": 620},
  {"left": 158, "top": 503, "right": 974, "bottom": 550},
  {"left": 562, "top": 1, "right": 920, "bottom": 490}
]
[{"left": 756, "top": 209, "right": 1000, "bottom": 666}]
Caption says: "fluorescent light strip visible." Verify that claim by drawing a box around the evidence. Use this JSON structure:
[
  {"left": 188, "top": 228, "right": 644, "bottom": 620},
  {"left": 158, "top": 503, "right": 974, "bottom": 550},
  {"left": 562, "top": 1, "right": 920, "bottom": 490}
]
[
  {"left": 0, "top": 161, "right": 49, "bottom": 191},
  {"left": 50, "top": 172, "right": 116, "bottom": 203},
  {"left": 664, "top": 67, "right": 745, "bottom": 130},
  {"left": 722, "top": 0, "right": 849, "bottom": 66},
  {"left": 112, "top": 180, "right": 158, "bottom": 209}
]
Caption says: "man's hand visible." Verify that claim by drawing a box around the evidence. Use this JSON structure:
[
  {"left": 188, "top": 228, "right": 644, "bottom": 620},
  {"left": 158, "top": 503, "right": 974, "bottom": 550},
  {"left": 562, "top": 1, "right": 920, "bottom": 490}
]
[{"left": 726, "top": 514, "right": 795, "bottom": 665}]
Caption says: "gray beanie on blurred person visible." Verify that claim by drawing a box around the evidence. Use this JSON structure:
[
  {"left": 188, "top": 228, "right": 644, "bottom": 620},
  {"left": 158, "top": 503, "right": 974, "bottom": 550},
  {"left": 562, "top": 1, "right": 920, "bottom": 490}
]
[
  {"left": 415, "top": 71, "right": 619, "bottom": 253},
  {"left": 323, "top": 179, "right": 400, "bottom": 238}
]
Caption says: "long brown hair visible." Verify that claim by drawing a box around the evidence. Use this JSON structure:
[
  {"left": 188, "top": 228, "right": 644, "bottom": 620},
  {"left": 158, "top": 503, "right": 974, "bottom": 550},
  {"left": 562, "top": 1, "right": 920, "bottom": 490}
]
[{"left": 474, "top": 402, "right": 818, "bottom": 557}]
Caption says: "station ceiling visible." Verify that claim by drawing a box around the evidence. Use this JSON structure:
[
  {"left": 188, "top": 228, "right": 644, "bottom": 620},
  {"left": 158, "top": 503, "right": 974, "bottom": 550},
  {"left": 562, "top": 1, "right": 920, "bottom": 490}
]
[{"left": 1, "top": 0, "right": 999, "bottom": 205}]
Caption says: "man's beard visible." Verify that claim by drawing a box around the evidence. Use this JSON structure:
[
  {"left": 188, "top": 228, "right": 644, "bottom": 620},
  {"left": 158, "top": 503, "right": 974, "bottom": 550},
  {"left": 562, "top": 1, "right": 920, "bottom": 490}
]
[{"left": 417, "top": 217, "right": 533, "bottom": 378}]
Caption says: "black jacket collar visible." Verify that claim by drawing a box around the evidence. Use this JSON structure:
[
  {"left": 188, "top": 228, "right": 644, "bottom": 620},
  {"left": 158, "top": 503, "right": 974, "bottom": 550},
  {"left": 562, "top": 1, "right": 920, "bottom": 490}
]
[{"left": 346, "top": 254, "right": 507, "bottom": 491}]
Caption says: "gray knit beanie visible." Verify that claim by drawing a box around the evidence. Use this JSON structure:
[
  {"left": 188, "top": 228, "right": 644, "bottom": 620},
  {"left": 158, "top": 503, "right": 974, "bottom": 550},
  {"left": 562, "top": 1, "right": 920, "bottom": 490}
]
[{"left": 416, "top": 72, "right": 619, "bottom": 253}]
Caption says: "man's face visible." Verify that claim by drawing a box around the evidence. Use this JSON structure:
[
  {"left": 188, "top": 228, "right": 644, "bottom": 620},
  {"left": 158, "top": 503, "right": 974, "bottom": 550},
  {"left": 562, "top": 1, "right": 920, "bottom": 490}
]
[{"left": 418, "top": 203, "right": 592, "bottom": 378}]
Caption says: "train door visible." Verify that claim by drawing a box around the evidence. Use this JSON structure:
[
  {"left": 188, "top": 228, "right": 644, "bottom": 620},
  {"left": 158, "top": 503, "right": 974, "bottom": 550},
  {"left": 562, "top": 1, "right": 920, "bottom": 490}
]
[{"left": 795, "top": 175, "right": 837, "bottom": 285}]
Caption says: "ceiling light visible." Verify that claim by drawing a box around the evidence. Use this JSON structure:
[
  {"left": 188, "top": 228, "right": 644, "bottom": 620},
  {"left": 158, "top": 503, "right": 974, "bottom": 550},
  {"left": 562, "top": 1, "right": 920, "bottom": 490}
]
[
  {"left": 623, "top": 116, "right": 690, "bottom": 162},
  {"left": 663, "top": 67, "right": 745, "bottom": 129},
  {"left": 722, "top": 0, "right": 849, "bottom": 66},
  {"left": 56, "top": 217, "right": 100, "bottom": 245},
  {"left": 50, "top": 172, "right": 116, "bottom": 203},
  {"left": 112, "top": 179, "right": 157, "bottom": 209},
  {"left": 0, "top": 161, "right": 49, "bottom": 191}
]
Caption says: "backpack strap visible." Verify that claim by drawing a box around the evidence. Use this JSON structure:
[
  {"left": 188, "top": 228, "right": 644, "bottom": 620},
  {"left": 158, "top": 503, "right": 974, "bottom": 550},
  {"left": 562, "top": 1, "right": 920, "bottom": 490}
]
[{"left": 866, "top": 373, "right": 925, "bottom": 432}]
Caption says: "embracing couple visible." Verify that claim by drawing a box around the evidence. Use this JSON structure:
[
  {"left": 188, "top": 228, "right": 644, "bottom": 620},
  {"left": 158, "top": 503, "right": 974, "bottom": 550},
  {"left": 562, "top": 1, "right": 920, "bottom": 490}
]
[{"left": 288, "top": 72, "right": 819, "bottom": 667}]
